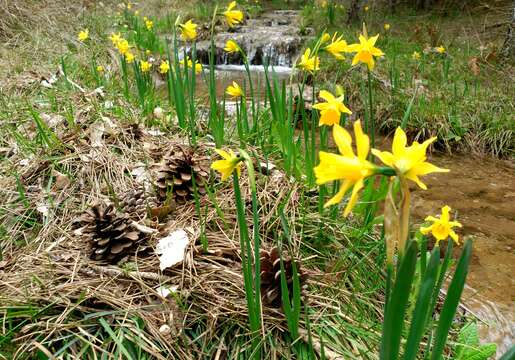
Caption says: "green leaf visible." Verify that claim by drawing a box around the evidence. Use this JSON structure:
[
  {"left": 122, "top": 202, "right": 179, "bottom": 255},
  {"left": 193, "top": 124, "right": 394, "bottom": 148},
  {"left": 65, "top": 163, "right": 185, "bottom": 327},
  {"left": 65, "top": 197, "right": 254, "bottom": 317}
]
[
  {"left": 402, "top": 247, "right": 441, "bottom": 360},
  {"left": 499, "top": 345, "right": 515, "bottom": 360},
  {"left": 98, "top": 318, "right": 133, "bottom": 360},
  {"left": 430, "top": 239, "right": 472, "bottom": 360},
  {"left": 380, "top": 241, "right": 418, "bottom": 360},
  {"left": 466, "top": 344, "right": 497, "bottom": 360},
  {"left": 456, "top": 322, "right": 480, "bottom": 358}
]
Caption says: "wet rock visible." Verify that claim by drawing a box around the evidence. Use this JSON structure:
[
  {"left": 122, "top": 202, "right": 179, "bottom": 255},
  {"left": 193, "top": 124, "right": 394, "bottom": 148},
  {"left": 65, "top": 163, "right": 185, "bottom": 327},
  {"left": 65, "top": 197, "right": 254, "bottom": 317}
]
[{"left": 193, "top": 11, "right": 303, "bottom": 67}]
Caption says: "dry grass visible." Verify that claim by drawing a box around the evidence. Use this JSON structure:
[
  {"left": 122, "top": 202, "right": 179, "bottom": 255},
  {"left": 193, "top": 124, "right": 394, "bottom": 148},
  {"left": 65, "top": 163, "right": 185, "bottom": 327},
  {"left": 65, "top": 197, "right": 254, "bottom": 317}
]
[{"left": 0, "top": 94, "right": 384, "bottom": 358}]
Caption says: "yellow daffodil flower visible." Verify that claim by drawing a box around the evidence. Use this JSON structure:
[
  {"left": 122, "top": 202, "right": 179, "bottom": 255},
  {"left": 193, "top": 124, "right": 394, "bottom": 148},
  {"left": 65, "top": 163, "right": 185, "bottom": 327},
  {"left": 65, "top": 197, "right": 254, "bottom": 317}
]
[
  {"left": 346, "top": 33, "right": 384, "bottom": 70},
  {"left": 312, "top": 90, "right": 352, "bottom": 126},
  {"left": 211, "top": 149, "right": 242, "bottom": 181},
  {"left": 420, "top": 205, "right": 462, "bottom": 244},
  {"left": 412, "top": 51, "right": 421, "bottom": 60},
  {"left": 321, "top": 32, "right": 331, "bottom": 44},
  {"left": 140, "top": 60, "right": 152, "bottom": 72},
  {"left": 110, "top": 32, "right": 122, "bottom": 46},
  {"left": 436, "top": 45, "right": 445, "bottom": 54},
  {"left": 96, "top": 65, "right": 104, "bottom": 73},
  {"left": 224, "top": 1, "right": 244, "bottom": 28},
  {"left": 224, "top": 40, "right": 240, "bottom": 53},
  {"left": 384, "top": 23, "right": 390, "bottom": 31},
  {"left": 297, "top": 48, "right": 320, "bottom": 73},
  {"left": 125, "top": 52, "right": 135, "bottom": 63},
  {"left": 78, "top": 29, "right": 89, "bottom": 42},
  {"left": 179, "top": 20, "right": 197, "bottom": 41},
  {"left": 364, "top": 5, "right": 369, "bottom": 11},
  {"left": 116, "top": 39, "right": 130, "bottom": 55},
  {"left": 126, "top": 2, "right": 132, "bottom": 10},
  {"left": 179, "top": 57, "right": 202, "bottom": 74},
  {"left": 226, "top": 81, "right": 243, "bottom": 98},
  {"left": 145, "top": 49, "right": 151, "bottom": 56},
  {"left": 324, "top": 33, "right": 348, "bottom": 60},
  {"left": 371, "top": 127, "right": 449, "bottom": 190},
  {"left": 159, "top": 60, "right": 170, "bottom": 74},
  {"left": 314, "top": 121, "right": 377, "bottom": 216},
  {"left": 145, "top": 19, "right": 154, "bottom": 30}
]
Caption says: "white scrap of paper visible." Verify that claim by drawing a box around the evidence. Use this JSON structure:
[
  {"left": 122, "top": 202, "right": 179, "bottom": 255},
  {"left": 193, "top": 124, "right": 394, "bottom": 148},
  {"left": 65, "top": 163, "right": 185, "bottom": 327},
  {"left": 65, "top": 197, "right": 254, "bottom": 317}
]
[
  {"left": 156, "top": 285, "right": 179, "bottom": 298},
  {"left": 156, "top": 229, "right": 189, "bottom": 271}
]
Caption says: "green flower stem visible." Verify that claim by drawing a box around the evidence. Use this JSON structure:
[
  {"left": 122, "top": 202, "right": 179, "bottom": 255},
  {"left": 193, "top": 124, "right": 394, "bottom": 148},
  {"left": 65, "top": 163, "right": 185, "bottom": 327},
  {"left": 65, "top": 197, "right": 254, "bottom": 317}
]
[{"left": 367, "top": 68, "right": 375, "bottom": 149}]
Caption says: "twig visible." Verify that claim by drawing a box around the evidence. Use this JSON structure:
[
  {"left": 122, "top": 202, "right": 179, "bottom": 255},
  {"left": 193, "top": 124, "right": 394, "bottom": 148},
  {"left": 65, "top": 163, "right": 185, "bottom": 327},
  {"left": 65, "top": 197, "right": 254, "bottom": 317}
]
[{"left": 86, "top": 263, "right": 170, "bottom": 282}]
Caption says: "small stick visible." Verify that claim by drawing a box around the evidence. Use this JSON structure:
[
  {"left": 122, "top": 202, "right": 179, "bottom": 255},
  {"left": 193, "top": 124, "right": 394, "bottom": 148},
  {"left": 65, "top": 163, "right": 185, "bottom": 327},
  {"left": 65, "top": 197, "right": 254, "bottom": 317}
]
[{"left": 86, "top": 263, "right": 170, "bottom": 282}]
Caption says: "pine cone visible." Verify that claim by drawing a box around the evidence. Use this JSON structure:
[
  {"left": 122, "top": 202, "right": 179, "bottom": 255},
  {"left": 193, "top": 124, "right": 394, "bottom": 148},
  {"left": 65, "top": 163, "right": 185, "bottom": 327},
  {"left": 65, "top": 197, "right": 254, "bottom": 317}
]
[
  {"left": 260, "top": 247, "right": 307, "bottom": 308},
  {"left": 75, "top": 203, "right": 149, "bottom": 263},
  {"left": 119, "top": 188, "right": 159, "bottom": 220},
  {"left": 153, "top": 146, "right": 210, "bottom": 204},
  {"left": 124, "top": 123, "right": 144, "bottom": 142}
]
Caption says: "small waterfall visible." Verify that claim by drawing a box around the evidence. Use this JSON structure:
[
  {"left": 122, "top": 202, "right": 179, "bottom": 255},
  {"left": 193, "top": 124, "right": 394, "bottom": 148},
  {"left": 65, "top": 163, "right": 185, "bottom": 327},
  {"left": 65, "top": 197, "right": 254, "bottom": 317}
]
[{"left": 193, "top": 10, "right": 302, "bottom": 69}]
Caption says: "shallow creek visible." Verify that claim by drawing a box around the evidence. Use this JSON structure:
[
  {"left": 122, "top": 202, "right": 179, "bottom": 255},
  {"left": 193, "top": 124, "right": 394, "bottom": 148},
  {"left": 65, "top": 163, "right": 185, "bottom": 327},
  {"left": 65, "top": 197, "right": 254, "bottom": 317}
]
[{"left": 411, "top": 153, "right": 515, "bottom": 356}]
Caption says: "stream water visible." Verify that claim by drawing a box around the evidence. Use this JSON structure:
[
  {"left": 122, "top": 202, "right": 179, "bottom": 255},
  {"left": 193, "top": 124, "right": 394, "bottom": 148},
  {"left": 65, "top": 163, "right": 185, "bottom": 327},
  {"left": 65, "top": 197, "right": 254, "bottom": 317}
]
[{"left": 181, "top": 9, "right": 514, "bottom": 355}]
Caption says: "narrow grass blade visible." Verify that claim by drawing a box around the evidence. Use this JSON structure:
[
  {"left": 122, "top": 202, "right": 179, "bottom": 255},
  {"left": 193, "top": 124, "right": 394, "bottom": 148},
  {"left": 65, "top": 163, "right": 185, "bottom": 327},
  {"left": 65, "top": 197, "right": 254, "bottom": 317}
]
[{"left": 430, "top": 239, "right": 472, "bottom": 360}]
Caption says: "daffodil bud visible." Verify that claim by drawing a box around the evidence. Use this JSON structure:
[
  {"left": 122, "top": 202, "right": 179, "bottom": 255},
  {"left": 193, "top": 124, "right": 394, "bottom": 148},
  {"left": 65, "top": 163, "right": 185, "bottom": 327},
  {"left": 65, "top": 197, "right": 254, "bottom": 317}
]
[{"left": 335, "top": 84, "right": 344, "bottom": 97}]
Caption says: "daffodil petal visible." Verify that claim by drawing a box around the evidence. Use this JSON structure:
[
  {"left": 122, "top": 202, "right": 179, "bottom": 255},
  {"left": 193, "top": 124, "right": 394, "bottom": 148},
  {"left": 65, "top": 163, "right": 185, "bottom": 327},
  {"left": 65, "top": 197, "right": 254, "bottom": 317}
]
[
  {"left": 345, "top": 44, "right": 360, "bottom": 52},
  {"left": 392, "top": 127, "right": 407, "bottom": 157},
  {"left": 324, "top": 180, "right": 353, "bottom": 208},
  {"left": 410, "top": 162, "right": 450, "bottom": 178},
  {"left": 351, "top": 53, "right": 360, "bottom": 66},
  {"left": 449, "top": 221, "right": 462, "bottom": 228},
  {"left": 449, "top": 230, "right": 459, "bottom": 244},
  {"left": 338, "top": 102, "right": 352, "bottom": 115},
  {"left": 405, "top": 173, "right": 427, "bottom": 190},
  {"left": 214, "top": 149, "right": 231, "bottom": 160},
  {"left": 333, "top": 124, "right": 353, "bottom": 157},
  {"left": 343, "top": 178, "right": 364, "bottom": 217},
  {"left": 420, "top": 225, "right": 432, "bottom": 235},
  {"left": 353, "top": 121, "right": 370, "bottom": 160},
  {"left": 371, "top": 149, "right": 395, "bottom": 167},
  {"left": 319, "top": 90, "right": 336, "bottom": 102}
]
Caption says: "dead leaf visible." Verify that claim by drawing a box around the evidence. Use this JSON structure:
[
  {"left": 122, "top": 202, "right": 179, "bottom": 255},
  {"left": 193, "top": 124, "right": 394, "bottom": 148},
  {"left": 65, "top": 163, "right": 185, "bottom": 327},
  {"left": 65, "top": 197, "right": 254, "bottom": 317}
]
[
  {"left": 149, "top": 202, "right": 175, "bottom": 221},
  {"left": 468, "top": 57, "right": 480, "bottom": 76},
  {"left": 485, "top": 49, "right": 497, "bottom": 63},
  {"left": 146, "top": 128, "right": 165, "bottom": 136},
  {"left": 41, "top": 113, "right": 65, "bottom": 128},
  {"left": 131, "top": 221, "right": 158, "bottom": 234},
  {"left": 40, "top": 73, "right": 59, "bottom": 88},
  {"left": 89, "top": 122, "right": 105, "bottom": 148},
  {"left": 36, "top": 205, "right": 49, "bottom": 217},
  {"left": 52, "top": 170, "right": 70, "bottom": 190}
]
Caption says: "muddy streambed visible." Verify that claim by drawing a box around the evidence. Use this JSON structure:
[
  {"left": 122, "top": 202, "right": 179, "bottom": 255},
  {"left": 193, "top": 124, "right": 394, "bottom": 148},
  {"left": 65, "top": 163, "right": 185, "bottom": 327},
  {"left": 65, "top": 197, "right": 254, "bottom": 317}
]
[{"left": 411, "top": 153, "right": 515, "bottom": 355}]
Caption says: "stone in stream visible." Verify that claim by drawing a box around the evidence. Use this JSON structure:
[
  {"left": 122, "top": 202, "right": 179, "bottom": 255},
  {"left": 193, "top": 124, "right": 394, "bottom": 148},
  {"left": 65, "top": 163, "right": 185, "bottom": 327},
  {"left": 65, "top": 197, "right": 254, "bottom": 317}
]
[{"left": 193, "top": 10, "right": 304, "bottom": 67}]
